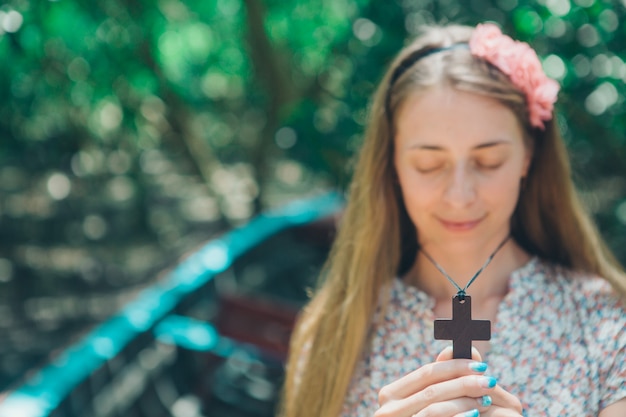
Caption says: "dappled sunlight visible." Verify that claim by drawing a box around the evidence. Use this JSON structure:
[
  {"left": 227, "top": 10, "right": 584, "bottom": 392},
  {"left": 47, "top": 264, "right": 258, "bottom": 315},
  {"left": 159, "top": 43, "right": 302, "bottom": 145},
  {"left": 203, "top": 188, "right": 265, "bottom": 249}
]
[{"left": 0, "top": 0, "right": 625, "bottom": 415}]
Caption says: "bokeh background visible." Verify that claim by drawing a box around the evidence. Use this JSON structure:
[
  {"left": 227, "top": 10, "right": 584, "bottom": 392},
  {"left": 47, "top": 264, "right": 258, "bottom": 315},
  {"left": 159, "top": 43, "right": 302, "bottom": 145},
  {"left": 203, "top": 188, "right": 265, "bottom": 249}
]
[{"left": 1, "top": 0, "right": 625, "bottom": 414}]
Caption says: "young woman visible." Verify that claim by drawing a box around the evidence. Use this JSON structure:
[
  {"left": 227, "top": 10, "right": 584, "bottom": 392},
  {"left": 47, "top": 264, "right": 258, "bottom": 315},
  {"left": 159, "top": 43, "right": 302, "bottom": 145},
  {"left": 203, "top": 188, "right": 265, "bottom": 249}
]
[{"left": 280, "top": 23, "right": 626, "bottom": 417}]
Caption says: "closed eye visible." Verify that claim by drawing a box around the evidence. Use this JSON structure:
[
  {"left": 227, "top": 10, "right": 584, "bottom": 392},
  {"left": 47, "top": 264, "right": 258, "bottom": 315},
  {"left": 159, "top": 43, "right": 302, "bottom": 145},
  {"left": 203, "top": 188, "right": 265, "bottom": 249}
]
[
  {"left": 415, "top": 164, "right": 445, "bottom": 173},
  {"left": 475, "top": 161, "right": 504, "bottom": 170}
]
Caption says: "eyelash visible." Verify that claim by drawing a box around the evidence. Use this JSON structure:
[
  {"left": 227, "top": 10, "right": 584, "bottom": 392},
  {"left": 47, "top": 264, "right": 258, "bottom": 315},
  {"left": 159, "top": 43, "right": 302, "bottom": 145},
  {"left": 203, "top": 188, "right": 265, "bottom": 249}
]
[
  {"left": 416, "top": 166, "right": 442, "bottom": 174},
  {"left": 476, "top": 162, "right": 503, "bottom": 170},
  {"left": 415, "top": 161, "right": 503, "bottom": 173}
]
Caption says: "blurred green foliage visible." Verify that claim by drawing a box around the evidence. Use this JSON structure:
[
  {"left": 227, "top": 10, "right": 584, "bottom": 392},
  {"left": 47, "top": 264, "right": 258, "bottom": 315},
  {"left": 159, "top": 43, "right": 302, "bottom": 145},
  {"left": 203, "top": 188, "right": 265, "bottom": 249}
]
[{"left": 0, "top": 0, "right": 626, "bottom": 390}]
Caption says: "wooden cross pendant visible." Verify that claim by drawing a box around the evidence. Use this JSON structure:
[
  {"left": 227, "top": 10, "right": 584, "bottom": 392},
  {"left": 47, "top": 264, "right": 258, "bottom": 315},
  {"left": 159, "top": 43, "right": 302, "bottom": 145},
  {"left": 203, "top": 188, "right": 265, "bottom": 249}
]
[{"left": 434, "top": 295, "right": 491, "bottom": 359}]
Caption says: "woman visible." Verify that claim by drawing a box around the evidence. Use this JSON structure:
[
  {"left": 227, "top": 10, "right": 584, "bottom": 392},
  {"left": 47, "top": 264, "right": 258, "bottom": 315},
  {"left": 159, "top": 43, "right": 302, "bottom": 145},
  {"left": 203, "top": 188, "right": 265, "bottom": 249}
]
[{"left": 280, "top": 23, "right": 626, "bottom": 417}]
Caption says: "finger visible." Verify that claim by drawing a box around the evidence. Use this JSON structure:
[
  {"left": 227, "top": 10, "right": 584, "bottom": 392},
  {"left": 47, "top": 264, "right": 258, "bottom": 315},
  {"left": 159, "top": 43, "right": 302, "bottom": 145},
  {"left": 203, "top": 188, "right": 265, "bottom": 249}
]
[
  {"left": 452, "top": 409, "right": 481, "bottom": 417},
  {"left": 378, "top": 359, "right": 489, "bottom": 405},
  {"left": 436, "top": 346, "right": 483, "bottom": 362},
  {"left": 436, "top": 345, "right": 454, "bottom": 361},
  {"left": 413, "top": 396, "right": 492, "bottom": 417},
  {"left": 483, "top": 386, "right": 524, "bottom": 415},
  {"left": 379, "top": 374, "right": 498, "bottom": 416},
  {"left": 480, "top": 405, "right": 524, "bottom": 416}
]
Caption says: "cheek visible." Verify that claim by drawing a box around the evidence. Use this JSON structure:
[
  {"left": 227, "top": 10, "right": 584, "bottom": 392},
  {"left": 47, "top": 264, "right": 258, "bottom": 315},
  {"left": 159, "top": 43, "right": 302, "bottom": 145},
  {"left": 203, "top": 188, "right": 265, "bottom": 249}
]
[
  {"left": 479, "top": 171, "right": 523, "bottom": 212},
  {"left": 396, "top": 169, "right": 442, "bottom": 231},
  {"left": 396, "top": 167, "right": 440, "bottom": 206}
]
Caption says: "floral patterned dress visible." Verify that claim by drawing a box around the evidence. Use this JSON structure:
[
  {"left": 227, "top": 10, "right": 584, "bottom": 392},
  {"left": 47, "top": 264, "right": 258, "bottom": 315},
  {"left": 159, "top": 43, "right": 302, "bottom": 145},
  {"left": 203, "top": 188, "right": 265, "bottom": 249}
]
[{"left": 341, "top": 257, "right": 626, "bottom": 416}]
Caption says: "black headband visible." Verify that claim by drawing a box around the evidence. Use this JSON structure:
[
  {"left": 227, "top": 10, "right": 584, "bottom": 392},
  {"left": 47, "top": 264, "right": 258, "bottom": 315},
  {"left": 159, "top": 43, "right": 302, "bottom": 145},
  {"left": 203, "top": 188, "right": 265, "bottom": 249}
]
[{"left": 385, "top": 43, "right": 469, "bottom": 127}]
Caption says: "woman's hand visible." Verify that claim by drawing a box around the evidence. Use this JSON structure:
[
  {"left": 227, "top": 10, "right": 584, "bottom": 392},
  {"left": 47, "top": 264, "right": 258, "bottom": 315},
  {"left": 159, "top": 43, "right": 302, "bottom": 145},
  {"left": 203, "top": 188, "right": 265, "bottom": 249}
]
[{"left": 375, "top": 347, "right": 523, "bottom": 417}]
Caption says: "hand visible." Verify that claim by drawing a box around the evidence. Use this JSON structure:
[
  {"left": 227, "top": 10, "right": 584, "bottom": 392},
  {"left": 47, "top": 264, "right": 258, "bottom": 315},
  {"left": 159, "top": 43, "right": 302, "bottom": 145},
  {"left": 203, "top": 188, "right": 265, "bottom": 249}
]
[{"left": 375, "top": 346, "right": 523, "bottom": 417}]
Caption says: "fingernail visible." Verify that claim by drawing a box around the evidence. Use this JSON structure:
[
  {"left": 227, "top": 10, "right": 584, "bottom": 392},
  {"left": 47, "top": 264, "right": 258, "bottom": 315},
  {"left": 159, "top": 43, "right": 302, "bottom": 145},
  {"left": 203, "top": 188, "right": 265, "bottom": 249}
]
[
  {"left": 478, "top": 395, "right": 492, "bottom": 407},
  {"left": 479, "top": 376, "right": 497, "bottom": 388},
  {"left": 469, "top": 361, "right": 488, "bottom": 372},
  {"left": 463, "top": 409, "right": 480, "bottom": 417}
]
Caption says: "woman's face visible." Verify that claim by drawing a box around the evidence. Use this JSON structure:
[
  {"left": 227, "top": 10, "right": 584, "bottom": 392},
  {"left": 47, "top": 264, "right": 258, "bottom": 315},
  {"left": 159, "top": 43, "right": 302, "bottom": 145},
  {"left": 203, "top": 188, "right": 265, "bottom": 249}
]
[{"left": 393, "top": 86, "right": 532, "bottom": 253}]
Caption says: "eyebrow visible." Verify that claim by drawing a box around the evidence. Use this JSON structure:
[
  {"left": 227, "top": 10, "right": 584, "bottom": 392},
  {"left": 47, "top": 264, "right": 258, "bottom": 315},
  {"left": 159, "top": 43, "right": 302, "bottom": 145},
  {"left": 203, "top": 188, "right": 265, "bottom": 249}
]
[{"left": 407, "top": 140, "right": 511, "bottom": 151}]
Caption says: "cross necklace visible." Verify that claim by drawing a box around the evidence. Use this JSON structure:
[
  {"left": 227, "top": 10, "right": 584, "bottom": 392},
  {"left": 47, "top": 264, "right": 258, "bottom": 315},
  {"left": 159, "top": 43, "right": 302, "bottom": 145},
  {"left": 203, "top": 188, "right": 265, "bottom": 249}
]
[{"left": 423, "top": 235, "right": 511, "bottom": 359}]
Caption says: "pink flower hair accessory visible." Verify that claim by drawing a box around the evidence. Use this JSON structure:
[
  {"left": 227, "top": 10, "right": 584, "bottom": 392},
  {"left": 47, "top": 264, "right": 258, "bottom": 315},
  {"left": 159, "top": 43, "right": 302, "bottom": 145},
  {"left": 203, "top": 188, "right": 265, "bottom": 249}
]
[{"left": 469, "top": 23, "right": 560, "bottom": 130}]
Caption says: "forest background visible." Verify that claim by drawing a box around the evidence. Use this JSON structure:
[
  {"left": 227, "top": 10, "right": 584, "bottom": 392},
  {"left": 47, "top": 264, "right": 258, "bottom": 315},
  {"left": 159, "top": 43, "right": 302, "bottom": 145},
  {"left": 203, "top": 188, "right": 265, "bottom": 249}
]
[{"left": 0, "top": 0, "right": 625, "bottom": 394}]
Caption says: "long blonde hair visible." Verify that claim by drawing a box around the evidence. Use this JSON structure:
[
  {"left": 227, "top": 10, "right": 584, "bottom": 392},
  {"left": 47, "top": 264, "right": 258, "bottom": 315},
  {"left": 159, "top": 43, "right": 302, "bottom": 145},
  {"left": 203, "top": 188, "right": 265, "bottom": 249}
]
[{"left": 280, "top": 24, "right": 626, "bottom": 417}]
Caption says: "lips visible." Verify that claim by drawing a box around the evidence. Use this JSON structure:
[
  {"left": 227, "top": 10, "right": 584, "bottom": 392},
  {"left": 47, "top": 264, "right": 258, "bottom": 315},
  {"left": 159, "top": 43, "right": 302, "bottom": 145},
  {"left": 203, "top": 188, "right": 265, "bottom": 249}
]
[{"left": 438, "top": 217, "right": 484, "bottom": 231}]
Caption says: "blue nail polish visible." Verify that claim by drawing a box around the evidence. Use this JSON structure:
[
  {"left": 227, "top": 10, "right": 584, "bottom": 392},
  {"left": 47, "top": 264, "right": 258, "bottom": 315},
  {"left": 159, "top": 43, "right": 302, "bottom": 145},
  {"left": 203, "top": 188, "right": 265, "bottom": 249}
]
[
  {"left": 480, "top": 395, "right": 492, "bottom": 407},
  {"left": 464, "top": 409, "right": 480, "bottom": 417},
  {"left": 480, "top": 376, "right": 497, "bottom": 388},
  {"left": 469, "top": 361, "right": 488, "bottom": 372}
]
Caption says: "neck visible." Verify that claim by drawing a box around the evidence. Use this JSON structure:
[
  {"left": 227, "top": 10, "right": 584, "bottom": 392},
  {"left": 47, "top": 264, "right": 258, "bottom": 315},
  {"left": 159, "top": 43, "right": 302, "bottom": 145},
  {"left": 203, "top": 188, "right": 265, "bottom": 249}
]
[{"left": 407, "top": 238, "right": 531, "bottom": 303}]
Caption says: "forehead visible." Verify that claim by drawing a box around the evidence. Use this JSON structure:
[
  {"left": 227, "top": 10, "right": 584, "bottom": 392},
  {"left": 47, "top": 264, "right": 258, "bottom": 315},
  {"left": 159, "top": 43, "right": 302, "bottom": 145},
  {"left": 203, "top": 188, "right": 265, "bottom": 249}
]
[{"left": 394, "top": 86, "right": 525, "bottom": 151}]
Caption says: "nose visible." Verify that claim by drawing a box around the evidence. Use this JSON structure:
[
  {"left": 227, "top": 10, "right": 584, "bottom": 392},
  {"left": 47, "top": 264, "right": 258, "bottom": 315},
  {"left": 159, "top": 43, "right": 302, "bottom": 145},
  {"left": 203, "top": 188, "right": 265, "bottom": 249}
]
[{"left": 443, "top": 163, "right": 476, "bottom": 208}]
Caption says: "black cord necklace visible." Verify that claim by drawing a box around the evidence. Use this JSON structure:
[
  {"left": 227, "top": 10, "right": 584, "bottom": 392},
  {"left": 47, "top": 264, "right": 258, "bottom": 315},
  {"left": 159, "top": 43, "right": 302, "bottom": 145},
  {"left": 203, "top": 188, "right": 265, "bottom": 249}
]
[
  {"left": 421, "top": 234, "right": 511, "bottom": 300},
  {"left": 423, "top": 234, "right": 511, "bottom": 359}
]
